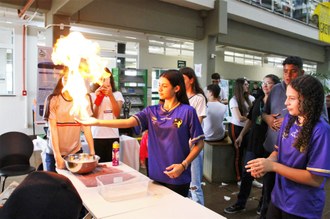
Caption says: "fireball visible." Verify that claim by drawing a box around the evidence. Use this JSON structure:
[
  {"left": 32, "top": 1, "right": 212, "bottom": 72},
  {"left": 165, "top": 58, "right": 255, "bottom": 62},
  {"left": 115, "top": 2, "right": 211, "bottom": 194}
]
[{"left": 51, "top": 32, "right": 109, "bottom": 119}]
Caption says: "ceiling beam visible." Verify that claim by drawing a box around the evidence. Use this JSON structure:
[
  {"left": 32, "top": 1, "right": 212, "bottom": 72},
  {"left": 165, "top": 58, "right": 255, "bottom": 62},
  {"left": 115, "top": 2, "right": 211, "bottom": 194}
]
[{"left": 51, "top": 0, "right": 94, "bottom": 16}]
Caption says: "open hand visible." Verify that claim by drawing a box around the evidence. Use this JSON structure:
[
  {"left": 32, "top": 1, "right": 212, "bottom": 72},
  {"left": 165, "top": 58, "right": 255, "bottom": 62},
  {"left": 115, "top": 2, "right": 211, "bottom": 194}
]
[
  {"left": 74, "top": 117, "right": 98, "bottom": 126},
  {"left": 246, "top": 158, "right": 273, "bottom": 178}
]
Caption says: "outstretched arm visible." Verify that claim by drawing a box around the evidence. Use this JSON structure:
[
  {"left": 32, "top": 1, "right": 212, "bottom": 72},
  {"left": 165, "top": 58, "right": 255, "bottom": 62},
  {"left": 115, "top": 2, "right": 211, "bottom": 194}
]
[{"left": 76, "top": 116, "right": 138, "bottom": 128}]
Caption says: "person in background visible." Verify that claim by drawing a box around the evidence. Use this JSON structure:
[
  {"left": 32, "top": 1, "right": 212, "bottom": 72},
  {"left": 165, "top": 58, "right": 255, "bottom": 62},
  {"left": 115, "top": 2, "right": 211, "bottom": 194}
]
[
  {"left": 326, "top": 94, "right": 330, "bottom": 123},
  {"left": 251, "top": 81, "right": 263, "bottom": 99},
  {"left": 43, "top": 70, "right": 95, "bottom": 172},
  {"left": 247, "top": 75, "right": 330, "bottom": 219},
  {"left": 228, "top": 78, "right": 255, "bottom": 184},
  {"left": 139, "top": 130, "right": 149, "bottom": 176},
  {"left": 224, "top": 74, "right": 280, "bottom": 214},
  {"left": 203, "top": 84, "right": 227, "bottom": 142},
  {"left": 180, "top": 67, "right": 207, "bottom": 205},
  {"left": 76, "top": 70, "right": 204, "bottom": 197},
  {"left": 260, "top": 56, "right": 304, "bottom": 218},
  {"left": 90, "top": 67, "right": 124, "bottom": 162},
  {"left": 204, "top": 73, "right": 228, "bottom": 104}
]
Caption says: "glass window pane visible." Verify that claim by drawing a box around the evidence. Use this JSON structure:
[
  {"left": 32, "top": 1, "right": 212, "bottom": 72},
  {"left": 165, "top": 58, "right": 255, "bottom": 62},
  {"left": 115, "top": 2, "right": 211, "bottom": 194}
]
[
  {"left": 0, "top": 28, "right": 14, "bottom": 95},
  {"left": 225, "top": 51, "right": 234, "bottom": 56},
  {"left": 165, "top": 48, "right": 180, "bottom": 56},
  {"left": 235, "top": 57, "right": 244, "bottom": 64},
  {"left": 224, "top": 56, "right": 234, "bottom": 62},
  {"left": 235, "top": 52, "right": 244, "bottom": 57},
  {"left": 181, "top": 50, "right": 193, "bottom": 56},
  {"left": 149, "top": 46, "right": 164, "bottom": 54}
]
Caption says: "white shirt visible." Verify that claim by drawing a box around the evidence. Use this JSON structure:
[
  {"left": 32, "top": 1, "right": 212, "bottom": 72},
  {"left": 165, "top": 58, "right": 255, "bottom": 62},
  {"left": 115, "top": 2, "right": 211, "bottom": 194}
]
[
  {"left": 90, "top": 91, "right": 124, "bottom": 138},
  {"left": 189, "top": 93, "right": 207, "bottom": 118},
  {"left": 229, "top": 95, "right": 255, "bottom": 127},
  {"left": 202, "top": 101, "right": 227, "bottom": 141}
]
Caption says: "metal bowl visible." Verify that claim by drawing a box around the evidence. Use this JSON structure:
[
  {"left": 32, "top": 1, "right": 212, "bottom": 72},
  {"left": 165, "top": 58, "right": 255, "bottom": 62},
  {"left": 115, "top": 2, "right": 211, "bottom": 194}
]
[{"left": 64, "top": 153, "right": 100, "bottom": 174}]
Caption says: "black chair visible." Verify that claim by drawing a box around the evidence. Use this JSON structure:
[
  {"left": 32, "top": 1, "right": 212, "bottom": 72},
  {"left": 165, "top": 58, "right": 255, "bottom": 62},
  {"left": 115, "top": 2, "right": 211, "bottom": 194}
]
[{"left": 0, "top": 131, "right": 36, "bottom": 192}]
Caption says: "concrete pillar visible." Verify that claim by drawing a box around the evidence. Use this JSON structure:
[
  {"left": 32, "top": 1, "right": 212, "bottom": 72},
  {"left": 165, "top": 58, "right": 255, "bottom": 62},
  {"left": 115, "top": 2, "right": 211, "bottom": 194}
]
[{"left": 194, "top": 35, "right": 217, "bottom": 88}]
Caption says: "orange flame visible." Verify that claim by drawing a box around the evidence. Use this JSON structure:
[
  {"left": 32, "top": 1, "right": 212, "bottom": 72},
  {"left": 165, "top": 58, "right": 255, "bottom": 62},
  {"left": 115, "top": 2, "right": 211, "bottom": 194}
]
[{"left": 51, "top": 32, "right": 109, "bottom": 119}]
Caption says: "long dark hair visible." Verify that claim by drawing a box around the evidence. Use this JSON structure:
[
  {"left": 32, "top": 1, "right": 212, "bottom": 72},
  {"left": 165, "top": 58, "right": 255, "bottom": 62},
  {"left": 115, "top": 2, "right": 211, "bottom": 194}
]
[
  {"left": 179, "top": 67, "right": 207, "bottom": 102},
  {"left": 90, "top": 67, "right": 117, "bottom": 92},
  {"left": 234, "top": 78, "right": 252, "bottom": 116},
  {"left": 43, "top": 76, "right": 64, "bottom": 121},
  {"left": 283, "top": 75, "right": 324, "bottom": 152},
  {"left": 160, "top": 70, "right": 190, "bottom": 105},
  {"left": 105, "top": 67, "right": 117, "bottom": 92}
]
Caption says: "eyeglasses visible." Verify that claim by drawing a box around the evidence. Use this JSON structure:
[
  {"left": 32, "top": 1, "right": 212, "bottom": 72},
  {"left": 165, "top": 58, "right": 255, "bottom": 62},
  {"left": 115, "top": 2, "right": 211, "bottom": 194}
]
[
  {"left": 244, "top": 83, "right": 249, "bottom": 86},
  {"left": 262, "top": 82, "right": 274, "bottom": 86}
]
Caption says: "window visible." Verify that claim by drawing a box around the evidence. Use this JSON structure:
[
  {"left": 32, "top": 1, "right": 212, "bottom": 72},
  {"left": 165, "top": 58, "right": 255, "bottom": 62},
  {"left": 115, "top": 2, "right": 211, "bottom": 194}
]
[
  {"left": 221, "top": 45, "right": 318, "bottom": 72},
  {"left": 0, "top": 28, "right": 14, "bottom": 95},
  {"left": 303, "top": 62, "right": 317, "bottom": 74},
  {"left": 148, "top": 37, "right": 194, "bottom": 57},
  {"left": 224, "top": 50, "right": 262, "bottom": 66}
]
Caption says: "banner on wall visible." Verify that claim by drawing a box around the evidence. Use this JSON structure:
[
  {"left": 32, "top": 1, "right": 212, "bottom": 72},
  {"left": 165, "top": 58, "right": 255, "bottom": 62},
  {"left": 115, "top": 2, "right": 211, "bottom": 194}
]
[
  {"left": 318, "top": 3, "right": 330, "bottom": 43},
  {"left": 35, "top": 46, "right": 62, "bottom": 123}
]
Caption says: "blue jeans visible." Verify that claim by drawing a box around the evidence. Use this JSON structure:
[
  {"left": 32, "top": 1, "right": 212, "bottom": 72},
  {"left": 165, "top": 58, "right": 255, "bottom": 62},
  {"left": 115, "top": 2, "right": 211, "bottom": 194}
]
[
  {"left": 188, "top": 150, "right": 204, "bottom": 205},
  {"left": 45, "top": 153, "right": 56, "bottom": 172}
]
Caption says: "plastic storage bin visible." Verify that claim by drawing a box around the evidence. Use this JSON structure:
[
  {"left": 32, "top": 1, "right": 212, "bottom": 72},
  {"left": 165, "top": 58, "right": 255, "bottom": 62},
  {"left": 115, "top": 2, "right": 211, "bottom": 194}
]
[{"left": 96, "top": 172, "right": 150, "bottom": 202}]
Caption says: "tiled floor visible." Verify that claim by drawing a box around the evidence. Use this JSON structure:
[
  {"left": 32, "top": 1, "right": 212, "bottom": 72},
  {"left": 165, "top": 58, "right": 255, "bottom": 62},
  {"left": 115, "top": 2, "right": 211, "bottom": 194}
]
[
  {"left": 4, "top": 169, "right": 330, "bottom": 219},
  {"left": 203, "top": 178, "right": 262, "bottom": 219}
]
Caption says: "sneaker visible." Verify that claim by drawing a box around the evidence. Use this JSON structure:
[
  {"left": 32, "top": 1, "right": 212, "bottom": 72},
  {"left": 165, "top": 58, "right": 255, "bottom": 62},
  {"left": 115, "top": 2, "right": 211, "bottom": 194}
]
[
  {"left": 256, "top": 200, "right": 262, "bottom": 215},
  {"left": 256, "top": 207, "right": 261, "bottom": 215},
  {"left": 224, "top": 204, "right": 245, "bottom": 214},
  {"left": 252, "top": 179, "right": 263, "bottom": 188}
]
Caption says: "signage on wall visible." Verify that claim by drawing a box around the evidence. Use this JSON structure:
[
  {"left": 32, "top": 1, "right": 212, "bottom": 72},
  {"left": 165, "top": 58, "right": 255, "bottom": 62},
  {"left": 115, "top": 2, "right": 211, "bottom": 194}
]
[
  {"left": 35, "top": 46, "right": 62, "bottom": 123},
  {"left": 318, "top": 2, "right": 330, "bottom": 43},
  {"left": 177, "top": 60, "right": 186, "bottom": 68}
]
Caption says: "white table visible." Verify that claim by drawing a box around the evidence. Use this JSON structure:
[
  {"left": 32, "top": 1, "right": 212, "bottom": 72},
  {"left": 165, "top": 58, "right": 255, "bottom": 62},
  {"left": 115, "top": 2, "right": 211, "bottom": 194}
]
[
  {"left": 57, "top": 163, "right": 226, "bottom": 219},
  {"left": 33, "top": 135, "right": 140, "bottom": 171}
]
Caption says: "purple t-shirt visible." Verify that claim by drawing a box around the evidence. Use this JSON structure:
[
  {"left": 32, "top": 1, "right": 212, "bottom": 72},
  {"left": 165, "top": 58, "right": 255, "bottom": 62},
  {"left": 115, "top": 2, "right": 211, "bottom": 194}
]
[
  {"left": 133, "top": 103, "right": 204, "bottom": 185},
  {"left": 272, "top": 114, "right": 330, "bottom": 218}
]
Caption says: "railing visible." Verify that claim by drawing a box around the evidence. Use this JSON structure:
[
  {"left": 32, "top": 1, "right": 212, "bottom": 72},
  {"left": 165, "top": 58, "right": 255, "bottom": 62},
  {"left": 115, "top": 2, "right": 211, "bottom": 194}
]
[{"left": 239, "top": 0, "right": 329, "bottom": 27}]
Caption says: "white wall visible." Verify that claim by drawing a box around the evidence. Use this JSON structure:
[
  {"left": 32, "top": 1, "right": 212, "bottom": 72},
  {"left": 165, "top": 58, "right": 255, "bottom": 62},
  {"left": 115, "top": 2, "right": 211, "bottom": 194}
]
[{"left": 0, "top": 25, "right": 42, "bottom": 135}]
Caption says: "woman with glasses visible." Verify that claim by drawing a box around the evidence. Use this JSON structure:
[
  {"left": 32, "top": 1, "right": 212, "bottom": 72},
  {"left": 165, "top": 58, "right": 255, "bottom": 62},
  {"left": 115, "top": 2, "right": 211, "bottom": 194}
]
[
  {"left": 228, "top": 78, "right": 255, "bottom": 184},
  {"left": 225, "top": 74, "right": 280, "bottom": 214}
]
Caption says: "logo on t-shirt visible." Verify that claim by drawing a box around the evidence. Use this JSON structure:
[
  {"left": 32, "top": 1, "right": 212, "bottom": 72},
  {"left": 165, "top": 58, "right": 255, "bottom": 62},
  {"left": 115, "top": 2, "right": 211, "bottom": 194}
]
[{"left": 173, "top": 118, "right": 182, "bottom": 128}]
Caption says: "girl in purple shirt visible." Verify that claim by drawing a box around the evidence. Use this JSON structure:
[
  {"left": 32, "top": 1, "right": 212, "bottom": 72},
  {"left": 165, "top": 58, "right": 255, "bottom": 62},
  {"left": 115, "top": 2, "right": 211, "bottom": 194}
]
[
  {"left": 246, "top": 75, "right": 330, "bottom": 219},
  {"left": 76, "top": 70, "right": 204, "bottom": 197}
]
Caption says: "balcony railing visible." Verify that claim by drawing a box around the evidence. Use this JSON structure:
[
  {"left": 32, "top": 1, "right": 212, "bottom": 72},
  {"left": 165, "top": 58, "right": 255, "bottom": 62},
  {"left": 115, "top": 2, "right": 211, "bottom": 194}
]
[{"left": 240, "top": 0, "right": 329, "bottom": 27}]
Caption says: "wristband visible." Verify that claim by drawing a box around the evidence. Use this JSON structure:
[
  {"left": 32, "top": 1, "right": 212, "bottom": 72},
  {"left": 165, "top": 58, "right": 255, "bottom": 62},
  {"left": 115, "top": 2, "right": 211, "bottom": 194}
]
[
  {"left": 180, "top": 163, "right": 185, "bottom": 170},
  {"left": 181, "top": 160, "right": 188, "bottom": 170}
]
